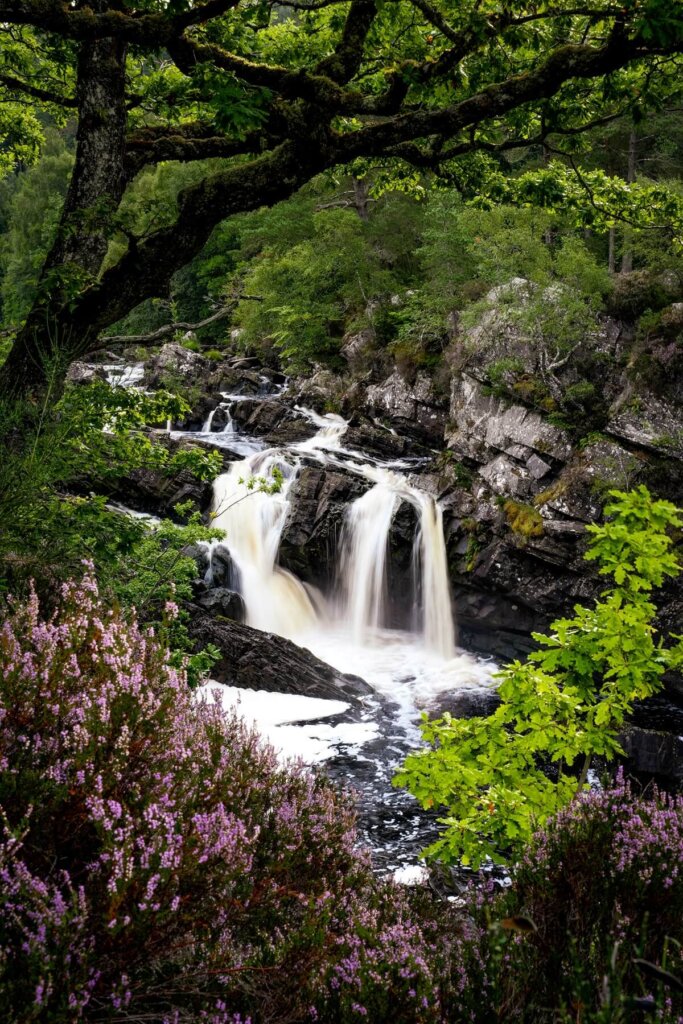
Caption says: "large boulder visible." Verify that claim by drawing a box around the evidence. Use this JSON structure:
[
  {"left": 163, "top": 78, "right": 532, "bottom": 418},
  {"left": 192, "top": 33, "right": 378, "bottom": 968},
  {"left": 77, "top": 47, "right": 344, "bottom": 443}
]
[
  {"left": 67, "top": 361, "right": 108, "bottom": 385},
  {"left": 278, "top": 464, "right": 368, "bottom": 589},
  {"left": 144, "top": 342, "right": 208, "bottom": 388},
  {"left": 230, "top": 399, "right": 312, "bottom": 442},
  {"left": 186, "top": 606, "right": 372, "bottom": 703}
]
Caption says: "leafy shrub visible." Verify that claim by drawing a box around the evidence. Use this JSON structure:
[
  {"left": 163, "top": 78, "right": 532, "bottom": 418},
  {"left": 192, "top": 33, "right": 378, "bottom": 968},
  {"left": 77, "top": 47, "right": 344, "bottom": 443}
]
[
  {"left": 235, "top": 208, "right": 393, "bottom": 370},
  {"left": 396, "top": 487, "right": 683, "bottom": 867},
  {"left": 606, "top": 270, "right": 671, "bottom": 320},
  {"left": 0, "top": 571, "right": 460, "bottom": 1023},
  {"left": 470, "top": 777, "right": 683, "bottom": 1022},
  {"left": 0, "top": 381, "right": 221, "bottom": 593},
  {"left": 180, "top": 335, "right": 202, "bottom": 352}
]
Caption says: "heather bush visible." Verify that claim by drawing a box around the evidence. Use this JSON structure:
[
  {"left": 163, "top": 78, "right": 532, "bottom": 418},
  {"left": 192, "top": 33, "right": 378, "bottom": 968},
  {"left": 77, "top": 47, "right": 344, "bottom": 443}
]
[
  {"left": 0, "top": 568, "right": 465, "bottom": 1023},
  {"left": 468, "top": 776, "right": 683, "bottom": 1023}
]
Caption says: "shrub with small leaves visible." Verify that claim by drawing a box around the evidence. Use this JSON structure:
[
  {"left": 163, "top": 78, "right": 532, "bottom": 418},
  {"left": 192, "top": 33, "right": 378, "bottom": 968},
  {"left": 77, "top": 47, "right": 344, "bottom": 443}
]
[
  {"left": 396, "top": 486, "right": 683, "bottom": 867},
  {"left": 0, "top": 569, "right": 460, "bottom": 1023}
]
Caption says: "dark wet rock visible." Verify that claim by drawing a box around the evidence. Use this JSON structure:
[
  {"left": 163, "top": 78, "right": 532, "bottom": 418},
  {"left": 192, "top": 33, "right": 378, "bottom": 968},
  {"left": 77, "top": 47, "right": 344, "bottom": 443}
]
[
  {"left": 208, "top": 366, "right": 279, "bottom": 397},
  {"left": 620, "top": 725, "right": 683, "bottom": 782},
  {"left": 263, "top": 418, "right": 315, "bottom": 446},
  {"left": 230, "top": 399, "right": 312, "bottom": 442},
  {"left": 195, "top": 586, "right": 246, "bottom": 622},
  {"left": 386, "top": 502, "right": 421, "bottom": 629},
  {"left": 184, "top": 542, "right": 211, "bottom": 578},
  {"left": 206, "top": 544, "right": 241, "bottom": 590},
  {"left": 186, "top": 606, "right": 372, "bottom": 704},
  {"left": 209, "top": 405, "right": 231, "bottom": 431},
  {"left": 344, "top": 418, "right": 433, "bottom": 462},
  {"left": 429, "top": 689, "right": 501, "bottom": 720},
  {"left": 174, "top": 395, "right": 219, "bottom": 432},
  {"left": 278, "top": 465, "right": 368, "bottom": 589}
]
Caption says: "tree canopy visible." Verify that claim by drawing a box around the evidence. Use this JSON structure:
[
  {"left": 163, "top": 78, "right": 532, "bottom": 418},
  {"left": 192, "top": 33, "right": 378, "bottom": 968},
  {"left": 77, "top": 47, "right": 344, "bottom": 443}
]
[{"left": 1, "top": 0, "right": 682, "bottom": 393}]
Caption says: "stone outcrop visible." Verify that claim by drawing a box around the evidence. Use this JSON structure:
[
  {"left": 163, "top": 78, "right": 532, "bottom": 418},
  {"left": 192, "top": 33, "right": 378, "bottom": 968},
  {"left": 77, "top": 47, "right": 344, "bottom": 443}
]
[
  {"left": 278, "top": 464, "right": 369, "bottom": 589},
  {"left": 365, "top": 371, "right": 448, "bottom": 444},
  {"left": 186, "top": 605, "right": 372, "bottom": 704},
  {"left": 144, "top": 342, "right": 208, "bottom": 388}
]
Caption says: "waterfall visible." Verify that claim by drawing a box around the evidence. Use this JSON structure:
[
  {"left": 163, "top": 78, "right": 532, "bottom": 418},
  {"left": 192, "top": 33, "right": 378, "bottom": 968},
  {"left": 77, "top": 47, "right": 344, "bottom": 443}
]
[
  {"left": 413, "top": 496, "right": 456, "bottom": 658},
  {"left": 294, "top": 408, "right": 347, "bottom": 454},
  {"left": 210, "top": 454, "right": 319, "bottom": 638},
  {"left": 207, "top": 407, "right": 456, "bottom": 661},
  {"left": 202, "top": 407, "right": 217, "bottom": 432},
  {"left": 339, "top": 467, "right": 455, "bottom": 657},
  {"left": 339, "top": 483, "right": 399, "bottom": 644}
]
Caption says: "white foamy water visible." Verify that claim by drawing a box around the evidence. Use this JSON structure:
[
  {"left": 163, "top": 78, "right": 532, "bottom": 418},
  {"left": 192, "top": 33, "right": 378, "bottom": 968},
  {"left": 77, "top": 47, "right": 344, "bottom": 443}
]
[
  {"left": 195, "top": 683, "right": 378, "bottom": 763},
  {"left": 176, "top": 397, "right": 498, "bottom": 872},
  {"left": 211, "top": 453, "right": 320, "bottom": 638}
]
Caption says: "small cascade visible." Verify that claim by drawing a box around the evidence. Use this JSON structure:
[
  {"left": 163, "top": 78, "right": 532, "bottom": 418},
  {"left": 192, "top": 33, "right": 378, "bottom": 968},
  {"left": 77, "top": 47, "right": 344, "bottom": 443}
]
[
  {"left": 206, "top": 404, "right": 457, "bottom": 660},
  {"left": 202, "top": 407, "right": 217, "bottom": 433},
  {"left": 338, "top": 466, "right": 456, "bottom": 658},
  {"left": 339, "top": 483, "right": 399, "bottom": 644},
  {"left": 211, "top": 453, "right": 319, "bottom": 638},
  {"left": 293, "top": 407, "right": 348, "bottom": 454},
  {"left": 413, "top": 496, "right": 456, "bottom": 658}
]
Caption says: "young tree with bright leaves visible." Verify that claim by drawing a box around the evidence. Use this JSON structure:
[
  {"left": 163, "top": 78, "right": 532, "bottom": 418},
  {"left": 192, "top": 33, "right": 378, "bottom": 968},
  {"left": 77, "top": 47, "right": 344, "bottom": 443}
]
[
  {"left": 0, "top": 0, "right": 682, "bottom": 396},
  {"left": 395, "top": 487, "right": 683, "bottom": 869}
]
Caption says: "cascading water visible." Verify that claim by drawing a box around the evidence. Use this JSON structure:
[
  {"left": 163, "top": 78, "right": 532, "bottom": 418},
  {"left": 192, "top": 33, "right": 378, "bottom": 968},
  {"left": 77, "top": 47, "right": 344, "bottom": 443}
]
[
  {"left": 339, "top": 482, "right": 399, "bottom": 645},
  {"left": 337, "top": 464, "right": 455, "bottom": 658},
  {"left": 211, "top": 453, "right": 319, "bottom": 638},
  {"left": 413, "top": 495, "right": 456, "bottom": 658},
  {"left": 184, "top": 391, "right": 494, "bottom": 871},
  {"left": 202, "top": 407, "right": 218, "bottom": 433},
  {"left": 208, "top": 407, "right": 460, "bottom": 666}
]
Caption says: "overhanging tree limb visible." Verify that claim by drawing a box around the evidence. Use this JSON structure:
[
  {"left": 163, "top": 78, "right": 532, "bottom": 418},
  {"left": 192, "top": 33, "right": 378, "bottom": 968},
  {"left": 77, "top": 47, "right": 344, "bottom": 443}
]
[
  {"left": 97, "top": 297, "right": 262, "bottom": 348},
  {"left": 0, "top": 70, "right": 77, "bottom": 106}
]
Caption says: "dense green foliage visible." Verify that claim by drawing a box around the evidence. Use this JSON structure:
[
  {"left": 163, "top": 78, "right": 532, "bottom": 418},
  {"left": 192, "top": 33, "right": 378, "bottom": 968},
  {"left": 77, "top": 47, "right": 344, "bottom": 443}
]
[
  {"left": 1, "top": 3, "right": 683, "bottom": 1016},
  {"left": 0, "top": 377, "right": 223, "bottom": 675},
  {"left": 396, "top": 487, "right": 683, "bottom": 867}
]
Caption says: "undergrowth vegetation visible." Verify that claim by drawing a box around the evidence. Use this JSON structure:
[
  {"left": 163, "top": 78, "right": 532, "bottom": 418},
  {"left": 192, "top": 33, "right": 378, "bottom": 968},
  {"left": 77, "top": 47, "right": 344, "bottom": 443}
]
[
  {"left": 0, "top": 572, "right": 460, "bottom": 1023},
  {"left": 1, "top": 572, "right": 681, "bottom": 1023},
  {"left": 0, "top": 377, "right": 223, "bottom": 676},
  {"left": 461, "top": 777, "right": 683, "bottom": 1023}
]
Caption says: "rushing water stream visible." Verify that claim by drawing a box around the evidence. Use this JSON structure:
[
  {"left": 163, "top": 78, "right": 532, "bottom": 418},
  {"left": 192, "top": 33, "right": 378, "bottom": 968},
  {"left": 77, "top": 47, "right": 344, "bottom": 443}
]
[{"left": 186, "top": 392, "right": 496, "bottom": 872}]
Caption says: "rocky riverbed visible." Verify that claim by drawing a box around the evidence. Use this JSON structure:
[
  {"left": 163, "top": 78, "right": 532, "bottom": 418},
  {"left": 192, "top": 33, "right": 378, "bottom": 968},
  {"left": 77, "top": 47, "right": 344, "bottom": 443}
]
[{"left": 71, "top": 276, "right": 683, "bottom": 871}]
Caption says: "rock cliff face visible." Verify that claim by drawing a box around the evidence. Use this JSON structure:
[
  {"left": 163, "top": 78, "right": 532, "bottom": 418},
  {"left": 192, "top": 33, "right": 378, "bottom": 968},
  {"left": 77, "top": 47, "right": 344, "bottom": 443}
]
[{"left": 279, "top": 282, "right": 682, "bottom": 659}]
